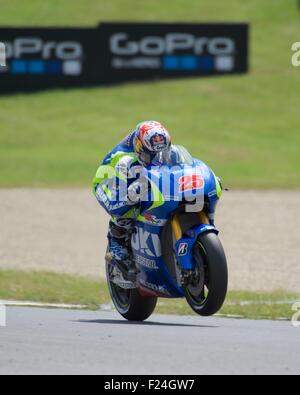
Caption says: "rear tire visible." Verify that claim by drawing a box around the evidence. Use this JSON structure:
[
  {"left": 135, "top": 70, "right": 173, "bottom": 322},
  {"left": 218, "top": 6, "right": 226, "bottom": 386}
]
[
  {"left": 184, "top": 232, "right": 228, "bottom": 317},
  {"left": 106, "top": 257, "right": 157, "bottom": 321}
]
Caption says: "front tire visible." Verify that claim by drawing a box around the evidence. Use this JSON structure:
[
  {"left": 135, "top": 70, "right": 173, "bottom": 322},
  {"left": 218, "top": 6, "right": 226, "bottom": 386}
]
[
  {"left": 184, "top": 232, "right": 228, "bottom": 317},
  {"left": 106, "top": 258, "right": 157, "bottom": 321}
]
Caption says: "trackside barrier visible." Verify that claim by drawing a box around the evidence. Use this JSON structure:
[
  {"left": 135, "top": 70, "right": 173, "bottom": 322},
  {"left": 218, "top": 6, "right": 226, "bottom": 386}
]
[{"left": 0, "top": 23, "right": 249, "bottom": 93}]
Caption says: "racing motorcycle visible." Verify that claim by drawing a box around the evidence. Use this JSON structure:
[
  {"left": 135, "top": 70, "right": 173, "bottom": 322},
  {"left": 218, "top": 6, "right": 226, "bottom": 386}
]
[{"left": 106, "top": 146, "right": 228, "bottom": 321}]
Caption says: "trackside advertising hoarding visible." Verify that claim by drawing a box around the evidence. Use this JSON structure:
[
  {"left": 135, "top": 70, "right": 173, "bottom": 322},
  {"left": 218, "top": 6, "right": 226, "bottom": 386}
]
[
  {"left": 0, "top": 28, "right": 98, "bottom": 92},
  {"left": 0, "top": 23, "right": 249, "bottom": 93},
  {"left": 99, "top": 23, "right": 249, "bottom": 83}
]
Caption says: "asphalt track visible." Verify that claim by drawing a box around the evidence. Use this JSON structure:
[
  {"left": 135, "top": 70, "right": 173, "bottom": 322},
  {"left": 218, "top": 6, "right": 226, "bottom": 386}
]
[{"left": 0, "top": 307, "right": 299, "bottom": 375}]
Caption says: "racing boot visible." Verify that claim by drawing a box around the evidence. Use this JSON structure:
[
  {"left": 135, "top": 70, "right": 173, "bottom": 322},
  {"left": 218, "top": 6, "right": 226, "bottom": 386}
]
[{"left": 106, "top": 219, "right": 138, "bottom": 282}]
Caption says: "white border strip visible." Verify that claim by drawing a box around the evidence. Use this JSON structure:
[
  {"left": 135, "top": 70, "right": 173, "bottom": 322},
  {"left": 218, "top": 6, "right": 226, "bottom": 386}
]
[
  {"left": 0, "top": 300, "right": 115, "bottom": 311},
  {"left": 0, "top": 299, "right": 296, "bottom": 321},
  {"left": 0, "top": 300, "right": 88, "bottom": 309},
  {"left": 226, "top": 300, "right": 299, "bottom": 306}
]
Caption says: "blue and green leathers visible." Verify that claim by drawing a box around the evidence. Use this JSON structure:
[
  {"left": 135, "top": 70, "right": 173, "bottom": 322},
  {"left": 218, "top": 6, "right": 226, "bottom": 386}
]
[{"left": 93, "top": 132, "right": 141, "bottom": 218}]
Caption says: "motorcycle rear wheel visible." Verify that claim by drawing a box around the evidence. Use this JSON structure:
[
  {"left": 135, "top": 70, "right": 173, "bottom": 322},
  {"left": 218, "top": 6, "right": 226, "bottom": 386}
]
[
  {"left": 184, "top": 232, "right": 228, "bottom": 317},
  {"left": 106, "top": 257, "right": 157, "bottom": 321}
]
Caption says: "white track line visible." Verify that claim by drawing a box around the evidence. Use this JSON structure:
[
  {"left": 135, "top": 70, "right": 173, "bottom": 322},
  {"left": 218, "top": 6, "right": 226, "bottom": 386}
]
[
  {"left": 0, "top": 300, "right": 116, "bottom": 311},
  {"left": 0, "top": 299, "right": 297, "bottom": 321},
  {"left": 0, "top": 300, "right": 88, "bottom": 309},
  {"left": 226, "top": 300, "right": 299, "bottom": 306}
]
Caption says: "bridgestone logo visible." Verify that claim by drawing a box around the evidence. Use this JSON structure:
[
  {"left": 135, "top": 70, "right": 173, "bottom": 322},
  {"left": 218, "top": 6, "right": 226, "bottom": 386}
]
[{"left": 0, "top": 42, "right": 6, "bottom": 67}]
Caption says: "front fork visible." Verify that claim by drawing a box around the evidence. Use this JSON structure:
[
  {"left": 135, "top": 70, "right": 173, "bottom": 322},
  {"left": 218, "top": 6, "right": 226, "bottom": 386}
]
[{"left": 171, "top": 212, "right": 218, "bottom": 272}]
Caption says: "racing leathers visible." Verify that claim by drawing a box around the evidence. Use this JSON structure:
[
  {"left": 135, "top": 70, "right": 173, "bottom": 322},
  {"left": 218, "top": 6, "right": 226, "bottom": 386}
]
[{"left": 93, "top": 132, "right": 146, "bottom": 263}]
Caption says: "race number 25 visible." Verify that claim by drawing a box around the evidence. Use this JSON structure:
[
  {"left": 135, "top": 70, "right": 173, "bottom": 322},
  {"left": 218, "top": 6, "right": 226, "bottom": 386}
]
[
  {"left": 0, "top": 42, "right": 6, "bottom": 67},
  {"left": 179, "top": 175, "right": 204, "bottom": 192}
]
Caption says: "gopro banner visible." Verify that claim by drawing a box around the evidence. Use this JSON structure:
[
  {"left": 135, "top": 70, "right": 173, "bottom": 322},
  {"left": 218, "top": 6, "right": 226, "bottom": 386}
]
[
  {"left": 0, "top": 28, "right": 98, "bottom": 92},
  {"left": 98, "top": 23, "right": 249, "bottom": 83},
  {"left": 0, "top": 23, "right": 249, "bottom": 93},
  {"left": 0, "top": 42, "right": 6, "bottom": 67}
]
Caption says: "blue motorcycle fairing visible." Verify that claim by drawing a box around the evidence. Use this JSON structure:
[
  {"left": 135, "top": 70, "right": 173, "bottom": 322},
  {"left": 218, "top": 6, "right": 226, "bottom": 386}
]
[
  {"left": 185, "top": 224, "right": 219, "bottom": 239},
  {"left": 175, "top": 224, "right": 219, "bottom": 272},
  {"left": 132, "top": 222, "right": 185, "bottom": 298},
  {"left": 130, "top": 149, "right": 222, "bottom": 299},
  {"left": 139, "top": 159, "right": 221, "bottom": 220}
]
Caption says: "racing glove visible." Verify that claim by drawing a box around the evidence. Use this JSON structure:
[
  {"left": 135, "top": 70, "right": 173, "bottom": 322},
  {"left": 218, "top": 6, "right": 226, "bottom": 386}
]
[{"left": 127, "top": 178, "right": 149, "bottom": 205}]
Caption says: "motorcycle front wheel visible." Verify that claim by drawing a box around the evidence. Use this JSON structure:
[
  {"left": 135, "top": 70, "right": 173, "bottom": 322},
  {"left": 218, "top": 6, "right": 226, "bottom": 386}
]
[
  {"left": 106, "top": 256, "right": 157, "bottom": 321},
  {"left": 184, "top": 232, "right": 228, "bottom": 317}
]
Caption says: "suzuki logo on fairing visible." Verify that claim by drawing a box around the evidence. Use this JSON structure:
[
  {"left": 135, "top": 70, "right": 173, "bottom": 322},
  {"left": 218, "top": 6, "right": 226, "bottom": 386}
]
[
  {"left": 3, "top": 38, "right": 83, "bottom": 60},
  {"left": 110, "top": 33, "right": 235, "bottom": 56},
  {"left": 132, "top": 229, "right": 162, "bottom": 258}
]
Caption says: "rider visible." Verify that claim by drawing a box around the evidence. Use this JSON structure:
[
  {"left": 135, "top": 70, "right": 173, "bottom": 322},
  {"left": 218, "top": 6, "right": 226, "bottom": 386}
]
[{"left": 93, "top": 121, "right": 172, "bottom": 269}]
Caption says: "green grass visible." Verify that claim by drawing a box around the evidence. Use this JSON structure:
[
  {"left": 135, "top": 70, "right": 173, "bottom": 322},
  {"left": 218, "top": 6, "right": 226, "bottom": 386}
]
[
  {"left": 0, "top": 270, "right": 108, "bottom": 308},
  {"left": 158, "top": 291, "right": 300, "bottom": 321},
  {"left": 0, "top": 0, "right": 300, "bottom": 188},
  {"left": 1, "top": 270, "right": 299, "bottom": 320}
]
